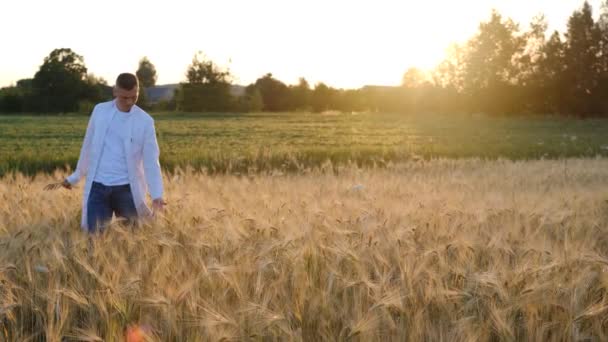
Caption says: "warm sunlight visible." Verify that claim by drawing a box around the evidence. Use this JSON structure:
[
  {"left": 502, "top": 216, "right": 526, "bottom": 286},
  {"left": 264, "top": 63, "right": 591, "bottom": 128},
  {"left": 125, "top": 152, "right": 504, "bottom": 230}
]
[
  {"left": 0, "top": 0, "right": 603, "bottom": 88},
  {"left": 4, "top": 1, "right": 608, "bottom": 341}
]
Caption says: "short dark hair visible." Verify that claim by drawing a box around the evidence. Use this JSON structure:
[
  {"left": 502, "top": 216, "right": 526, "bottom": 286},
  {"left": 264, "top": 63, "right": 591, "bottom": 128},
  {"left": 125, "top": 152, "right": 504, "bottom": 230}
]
[{"left": 116, "top": 73, "right": 139, "bottom": 90}]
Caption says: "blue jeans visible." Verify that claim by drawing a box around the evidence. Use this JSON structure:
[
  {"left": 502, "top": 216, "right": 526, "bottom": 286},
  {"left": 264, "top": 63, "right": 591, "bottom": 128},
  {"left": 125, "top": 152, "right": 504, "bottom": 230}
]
[{"left": 87, "top": 181, "right": 138, "bottom": 233}]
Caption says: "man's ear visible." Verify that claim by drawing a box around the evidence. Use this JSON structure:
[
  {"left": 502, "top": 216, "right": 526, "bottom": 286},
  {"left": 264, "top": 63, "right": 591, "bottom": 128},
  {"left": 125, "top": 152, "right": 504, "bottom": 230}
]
[{"left": 112, "top": 86, "right": 117, "bottom": 97}]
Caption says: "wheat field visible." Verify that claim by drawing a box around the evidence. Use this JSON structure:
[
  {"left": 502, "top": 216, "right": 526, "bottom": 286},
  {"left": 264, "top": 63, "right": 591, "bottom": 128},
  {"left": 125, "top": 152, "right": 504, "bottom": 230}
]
[
  {"left": 3, "top": 113, "right": 608, "bottom": 176},
  {"left": 1, "top": 158, "right": 608, "bottom": 341}
]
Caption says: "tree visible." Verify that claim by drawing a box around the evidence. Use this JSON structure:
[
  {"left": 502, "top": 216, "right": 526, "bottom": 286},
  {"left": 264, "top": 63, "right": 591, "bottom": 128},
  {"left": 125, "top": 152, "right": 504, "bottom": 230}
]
[
  {"left": 563, "top": 1, "right": 601, "bottom": 115},
  {"left": 597, "top": 0, "right": 608, "bottom": 73},
  {"left": 514, "top": 15, "right": 551, "bottom": 113},
  {"left": 533, "top": 31, "right": 567, "bottom": 113},
  {"left": 177, "top": 52, "right": 233, "bottom": 112},
  {"left": 515, "top": 15, "right": 548, "bottom": 87},
  {"left": 596, "top": 0, "right": 608, "bottom": 114},
  {"left": 80, "top": 74, "right": 111, "bottom": 113},
  {"left": 464, "top": 11, "right": 524, "bottom": 89},
  {"left": 185, "top": 52, "right": 231, "bottom": 85},
  {"left": 432, "top": 43, "right": 466, "bottom": 96},
  {"left": 460, "top": 10, "right": 526, "bottom": 114},
  {"left": 236, "top": 84, "right": 264, "bottom": 112},
  {"left": 136, "top": 57, "right": 157, "bottom": 88},
  {"left": 32, "top": 48, "right": 90, "bottom": 112},
  {"left": 0, "top": 86, "right": 25, "bottom": 113},
  {"left": 311, "top": 82, "right": 339, "bottom": 112},
  {"left": 401, "top": 67, "right": 428, "bottom": 88},
  {"left": 253, "top": 73, "right": 290, "bottom": 111},
  {"left": 288, "top": 77, "right": 312, "bottom": 111},
  {"left": 135, "top": 57, "right": 157, "bottom": 109},
  {"left": 339, "top": 89, "right": 366, "bottom": 112}
]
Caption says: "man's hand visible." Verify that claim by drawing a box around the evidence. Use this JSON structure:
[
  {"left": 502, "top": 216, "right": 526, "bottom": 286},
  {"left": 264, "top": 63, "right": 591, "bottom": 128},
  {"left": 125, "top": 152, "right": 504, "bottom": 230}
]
[
  {"left": 44, "top": 179, "right": 72, "bottom": 191},
  {"left": 152, "top": 198, "right": 167, "bottom": 213}
]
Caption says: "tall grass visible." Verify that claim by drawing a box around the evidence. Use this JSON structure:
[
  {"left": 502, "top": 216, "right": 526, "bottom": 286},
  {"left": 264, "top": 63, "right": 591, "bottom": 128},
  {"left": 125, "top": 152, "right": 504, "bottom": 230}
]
[{"left": 1, "top": 158, "right": 608, "bottom": 340}]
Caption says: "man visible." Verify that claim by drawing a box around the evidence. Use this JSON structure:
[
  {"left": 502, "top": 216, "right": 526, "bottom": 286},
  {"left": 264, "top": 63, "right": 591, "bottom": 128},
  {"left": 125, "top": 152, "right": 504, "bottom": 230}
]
[{"left": 60, "top": 73, "right": 165, "bottom": 233}]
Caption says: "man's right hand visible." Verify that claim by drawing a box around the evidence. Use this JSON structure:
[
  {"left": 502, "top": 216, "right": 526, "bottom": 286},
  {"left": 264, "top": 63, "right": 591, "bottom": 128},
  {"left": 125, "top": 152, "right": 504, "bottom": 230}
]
[
  {"left": 43, "top": 179, "right": 72, "bottom": 191},
  {"left": 61, "top": 179, "right": 72, "bottom": 189}
]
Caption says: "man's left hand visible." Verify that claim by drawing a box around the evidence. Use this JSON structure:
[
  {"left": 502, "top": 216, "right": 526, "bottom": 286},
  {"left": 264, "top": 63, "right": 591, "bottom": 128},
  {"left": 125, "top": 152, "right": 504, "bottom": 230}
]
[{"left": 152, "top": 198, "right": 167, "bottom": 213}]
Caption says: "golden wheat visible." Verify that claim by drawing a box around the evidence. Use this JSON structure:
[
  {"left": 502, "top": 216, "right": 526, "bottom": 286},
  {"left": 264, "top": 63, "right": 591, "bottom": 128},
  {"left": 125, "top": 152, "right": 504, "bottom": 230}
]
[{"left": 1, "top": 158, "right": 608, "bottom": 341}]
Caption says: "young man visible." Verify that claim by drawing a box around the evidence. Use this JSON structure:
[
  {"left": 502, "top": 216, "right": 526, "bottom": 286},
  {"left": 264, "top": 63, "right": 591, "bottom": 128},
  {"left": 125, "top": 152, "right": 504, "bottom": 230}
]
[{"left": 61, "top": 73, "right": 165, "bottom": 233}]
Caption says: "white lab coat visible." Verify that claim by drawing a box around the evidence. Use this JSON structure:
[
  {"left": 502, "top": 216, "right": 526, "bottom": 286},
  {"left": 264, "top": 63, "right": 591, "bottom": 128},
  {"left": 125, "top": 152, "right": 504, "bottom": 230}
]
[{"left": 66, "top": 100, "right": 163, "bottom": 230}]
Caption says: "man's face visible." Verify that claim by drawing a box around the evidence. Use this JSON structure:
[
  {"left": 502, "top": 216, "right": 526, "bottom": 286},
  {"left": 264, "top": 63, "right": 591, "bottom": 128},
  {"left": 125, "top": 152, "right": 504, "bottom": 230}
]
[{"left": 113, "top": 86, "right": 139, "bottom": 112}]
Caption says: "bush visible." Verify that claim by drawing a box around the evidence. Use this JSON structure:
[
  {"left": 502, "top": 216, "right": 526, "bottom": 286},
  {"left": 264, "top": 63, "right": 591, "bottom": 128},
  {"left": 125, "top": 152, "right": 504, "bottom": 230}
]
[
  {"left": 0, "top": 88, "right": 25, "bottom": 113},
  {"left": 77, "top": 100, "right": 96, "bottom": 115}
]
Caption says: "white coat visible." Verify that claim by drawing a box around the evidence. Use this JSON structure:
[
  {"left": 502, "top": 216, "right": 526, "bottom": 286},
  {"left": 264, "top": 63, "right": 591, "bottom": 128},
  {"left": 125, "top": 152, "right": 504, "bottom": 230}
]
[{"left": 66, "top": 100, "right": 163, "bottom": 230}]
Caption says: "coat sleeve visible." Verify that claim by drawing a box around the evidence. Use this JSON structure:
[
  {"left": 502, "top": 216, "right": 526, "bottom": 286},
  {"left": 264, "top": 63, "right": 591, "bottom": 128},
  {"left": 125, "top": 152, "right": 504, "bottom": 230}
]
[
  {"left": 142, "top": 118, "right": 163, "bottom": 200},
  {"left": 66, "top": 109, "right": 96, "bottom": 185}
]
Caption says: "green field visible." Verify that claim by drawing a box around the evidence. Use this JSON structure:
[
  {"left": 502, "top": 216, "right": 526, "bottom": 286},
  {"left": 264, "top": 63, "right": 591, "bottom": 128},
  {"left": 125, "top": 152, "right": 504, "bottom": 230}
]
[{"left": 2, "top": 112, "right": 608, "bottom": 175}]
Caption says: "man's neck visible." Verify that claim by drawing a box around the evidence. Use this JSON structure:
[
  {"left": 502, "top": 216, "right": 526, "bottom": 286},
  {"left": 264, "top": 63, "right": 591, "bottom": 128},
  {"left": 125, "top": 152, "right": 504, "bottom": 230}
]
[{"left": 115, "top": 101, "right": 132, "bottom": 114}]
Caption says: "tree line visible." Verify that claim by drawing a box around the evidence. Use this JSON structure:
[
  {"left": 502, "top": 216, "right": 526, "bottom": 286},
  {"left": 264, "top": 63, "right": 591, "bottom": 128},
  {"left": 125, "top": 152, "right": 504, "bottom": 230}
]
[{"left": 2, "top": 1, "right": 608, "bottom": 117}]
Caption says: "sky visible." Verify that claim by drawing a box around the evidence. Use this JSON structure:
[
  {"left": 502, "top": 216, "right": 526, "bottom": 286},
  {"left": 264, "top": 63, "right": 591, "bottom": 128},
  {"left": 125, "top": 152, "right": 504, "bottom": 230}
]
[{"left": 0, "top": 0, "right": 604, "bottom": 89}]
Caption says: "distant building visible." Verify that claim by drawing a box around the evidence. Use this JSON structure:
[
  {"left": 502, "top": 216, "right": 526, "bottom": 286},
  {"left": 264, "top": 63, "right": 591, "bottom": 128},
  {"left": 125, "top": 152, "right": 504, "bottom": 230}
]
[
  {"left": 145, "top": 84, "right": 245, "bottom": 104},
  {"left": 145, "top": 84, "right": 179, "bottom": 104}
]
